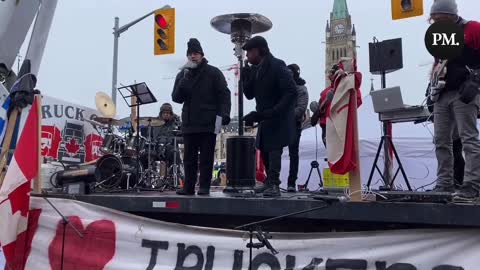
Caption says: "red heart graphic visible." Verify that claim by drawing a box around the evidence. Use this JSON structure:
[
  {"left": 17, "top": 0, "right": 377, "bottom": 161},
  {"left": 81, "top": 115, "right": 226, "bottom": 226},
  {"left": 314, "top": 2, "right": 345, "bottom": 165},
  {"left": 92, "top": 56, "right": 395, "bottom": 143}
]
[{"left": 48, "top": 216, "right": 116, "bottom": 270}]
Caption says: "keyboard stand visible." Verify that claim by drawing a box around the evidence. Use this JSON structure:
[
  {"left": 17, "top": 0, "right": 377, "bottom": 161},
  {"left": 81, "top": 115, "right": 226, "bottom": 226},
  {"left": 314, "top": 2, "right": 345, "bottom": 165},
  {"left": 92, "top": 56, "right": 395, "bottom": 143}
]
[{"left": 366, "top": 120, "right": 413, "bottom": 191}]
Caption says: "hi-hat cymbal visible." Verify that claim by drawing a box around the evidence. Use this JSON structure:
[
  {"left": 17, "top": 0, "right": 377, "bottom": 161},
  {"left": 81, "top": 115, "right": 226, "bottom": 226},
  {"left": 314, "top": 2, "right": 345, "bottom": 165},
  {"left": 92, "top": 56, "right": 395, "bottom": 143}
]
[
  {"left": 137, "top": 116, "right": 165, "bottom": 127},
  {"left": 95, "top": 92, "right": 116, "bottom": 118},
  {"left": 93, "top": 116, "right": 126, "bottom": 126}
]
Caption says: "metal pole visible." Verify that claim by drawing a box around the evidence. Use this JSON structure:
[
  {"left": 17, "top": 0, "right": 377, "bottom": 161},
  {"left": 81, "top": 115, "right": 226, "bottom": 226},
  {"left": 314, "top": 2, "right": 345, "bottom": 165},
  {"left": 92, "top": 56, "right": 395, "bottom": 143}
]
[
  {"left": 112, "top": 17, "right": 119, "bottom": 105},
  {"left": 238, "top": 58, "right": 244, "bottom": 136},
  {"left": 381, "top": 71, "right": 392, "bottom": 188},
  {"left": 110, "top": 6, "right": 171, "bottom": 106}
]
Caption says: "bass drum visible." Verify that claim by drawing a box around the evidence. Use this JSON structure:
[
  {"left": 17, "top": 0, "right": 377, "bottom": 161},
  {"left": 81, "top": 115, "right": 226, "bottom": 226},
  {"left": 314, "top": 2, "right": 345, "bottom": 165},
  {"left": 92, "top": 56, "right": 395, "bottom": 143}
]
[{"left": 95, "top": 154, "right": 143, "bottom": 190}]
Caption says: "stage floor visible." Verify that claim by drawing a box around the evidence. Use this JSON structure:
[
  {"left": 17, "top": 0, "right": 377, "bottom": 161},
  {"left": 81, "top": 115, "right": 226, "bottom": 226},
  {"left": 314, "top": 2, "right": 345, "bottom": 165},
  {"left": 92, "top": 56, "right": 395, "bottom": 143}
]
[{"left": 39, "top": 189, "right": 480, "bottom": 232}]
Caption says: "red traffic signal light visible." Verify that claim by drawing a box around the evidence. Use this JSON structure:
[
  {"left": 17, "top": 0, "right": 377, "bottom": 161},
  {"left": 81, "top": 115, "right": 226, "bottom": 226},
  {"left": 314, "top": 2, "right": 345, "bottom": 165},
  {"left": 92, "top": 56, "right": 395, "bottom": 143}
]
[{"left": 154, "top": 8, "right": 175, "bottom": 55}]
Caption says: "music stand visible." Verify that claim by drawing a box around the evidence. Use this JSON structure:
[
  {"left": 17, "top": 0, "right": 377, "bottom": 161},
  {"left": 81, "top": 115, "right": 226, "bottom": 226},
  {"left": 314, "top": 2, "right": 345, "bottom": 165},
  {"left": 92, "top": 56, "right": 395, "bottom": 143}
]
[{"left": 118, "top": 82, "right": 157, "bottom": 188}]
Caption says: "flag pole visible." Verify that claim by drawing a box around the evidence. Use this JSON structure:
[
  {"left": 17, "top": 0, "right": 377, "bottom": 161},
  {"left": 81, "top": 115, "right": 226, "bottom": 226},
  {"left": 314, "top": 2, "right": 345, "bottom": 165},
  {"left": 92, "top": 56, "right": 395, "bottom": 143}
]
[
  {"left": 33, "top": 95, "right": 42, "bottom": 193},
  {"left": 349, "top": 88, "right": 362, "bottom": 201},
  {"left": 0, "top": 107, "right": 21, "bottom": 188}
]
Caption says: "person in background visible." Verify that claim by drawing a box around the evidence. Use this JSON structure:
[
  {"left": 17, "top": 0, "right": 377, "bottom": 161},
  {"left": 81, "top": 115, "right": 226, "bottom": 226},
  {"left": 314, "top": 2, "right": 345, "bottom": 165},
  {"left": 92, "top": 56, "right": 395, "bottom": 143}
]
[
  {"left": 172, "top": 38, "right": 231, "bottom": 196},
  {"left": 311, "top": 65, "right": 337, "bottom": 147},
  {"left": 286, "top": 64, "right": 309, "bottom": 192},
  {"left": 242, "top": 36, "right": 297, "bottom": 197},
  {"left": 428, "top": 0, "right": 480, "bottom": 200}
]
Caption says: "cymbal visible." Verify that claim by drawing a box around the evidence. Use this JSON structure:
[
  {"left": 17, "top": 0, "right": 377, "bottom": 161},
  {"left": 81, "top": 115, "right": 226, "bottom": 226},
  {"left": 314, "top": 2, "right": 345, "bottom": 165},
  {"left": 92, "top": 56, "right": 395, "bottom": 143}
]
[
  {"left": 95, "top": 92, "right": 116, "bottom": 118},
  {"left": 136, "top": 116, "right": 165, "bottom": 127},
  {"left": 93, "top": 116, "right": 126, "bottom": 126},
  {"left": 84, "top": 118, "right": 107, "bottom": 128}
]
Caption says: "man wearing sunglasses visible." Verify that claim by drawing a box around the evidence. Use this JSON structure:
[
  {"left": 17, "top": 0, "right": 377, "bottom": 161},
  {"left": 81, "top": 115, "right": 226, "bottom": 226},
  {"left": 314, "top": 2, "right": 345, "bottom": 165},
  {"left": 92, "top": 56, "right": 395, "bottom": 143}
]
[
  {"left": 427, "top": 0, "right": 480, "bottom": 201},
  {"left": 172, "top": 38, "right": 231, "bottom": 196}
]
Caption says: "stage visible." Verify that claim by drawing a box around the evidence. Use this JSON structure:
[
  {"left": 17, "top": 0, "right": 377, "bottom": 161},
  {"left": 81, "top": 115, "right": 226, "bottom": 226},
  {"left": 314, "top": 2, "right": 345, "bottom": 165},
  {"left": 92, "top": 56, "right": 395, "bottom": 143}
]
[{"left": 38, "top": 189, "right": 480, "bottom": 232}]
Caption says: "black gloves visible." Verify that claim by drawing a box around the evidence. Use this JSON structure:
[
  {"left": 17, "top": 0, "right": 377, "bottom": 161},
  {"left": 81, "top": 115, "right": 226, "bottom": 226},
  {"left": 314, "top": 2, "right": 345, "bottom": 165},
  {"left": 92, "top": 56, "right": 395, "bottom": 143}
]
[
  {"left": 242, "top": 109, "right": 275, "bottom": 125},
  {"left": 178, "top": 69, "right": 195, "bottom": 91},
  {"left": 222, "top": 115, "right": 231, "bottom": 125},
  {"left": 242, "top": 111, "right": 260, "bottom": 126}
]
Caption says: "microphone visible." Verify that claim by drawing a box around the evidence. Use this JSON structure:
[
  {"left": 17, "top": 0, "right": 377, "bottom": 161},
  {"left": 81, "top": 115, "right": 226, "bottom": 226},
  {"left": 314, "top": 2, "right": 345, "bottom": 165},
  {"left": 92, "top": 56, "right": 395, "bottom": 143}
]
[
  {"left": 183, "top": 69, "right": 189, "bottom": 79},
  {"left": 312, "top": 194, "right": 348, "bottom": 203}
]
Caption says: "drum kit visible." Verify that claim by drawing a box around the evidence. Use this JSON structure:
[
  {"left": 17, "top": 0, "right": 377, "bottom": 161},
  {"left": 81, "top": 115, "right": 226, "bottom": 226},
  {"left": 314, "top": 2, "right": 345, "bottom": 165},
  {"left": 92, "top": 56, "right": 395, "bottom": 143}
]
[{"left": 83, "top": 92, "right": 183, "bottom": 192}]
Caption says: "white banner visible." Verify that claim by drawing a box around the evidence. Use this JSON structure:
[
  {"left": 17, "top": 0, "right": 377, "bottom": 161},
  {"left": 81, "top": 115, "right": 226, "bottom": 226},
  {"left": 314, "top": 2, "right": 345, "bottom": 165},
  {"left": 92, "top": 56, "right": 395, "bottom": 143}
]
[
  {"left": 19, "top": 197, "right": 479, "bottom": 270},
  {"left": 40, "top": 95, "right": 103, "bottom": 164}
]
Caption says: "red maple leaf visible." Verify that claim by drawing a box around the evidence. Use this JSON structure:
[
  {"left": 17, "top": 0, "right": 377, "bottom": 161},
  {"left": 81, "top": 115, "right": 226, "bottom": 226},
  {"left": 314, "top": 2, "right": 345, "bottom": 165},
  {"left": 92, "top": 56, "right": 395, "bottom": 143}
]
[{"left": 65, "top": 138, "right": 80, "bottom": 155}]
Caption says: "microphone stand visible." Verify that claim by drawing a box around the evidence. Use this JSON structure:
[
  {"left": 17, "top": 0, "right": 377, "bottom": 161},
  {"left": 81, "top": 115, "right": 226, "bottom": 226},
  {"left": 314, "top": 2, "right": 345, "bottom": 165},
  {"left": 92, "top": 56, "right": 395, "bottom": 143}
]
[
  {"left": 235, "top": 204, "right": 331, "bottom": 270},
  {"left": 42, "top": 197, "right": 84, "bottom": 270}
]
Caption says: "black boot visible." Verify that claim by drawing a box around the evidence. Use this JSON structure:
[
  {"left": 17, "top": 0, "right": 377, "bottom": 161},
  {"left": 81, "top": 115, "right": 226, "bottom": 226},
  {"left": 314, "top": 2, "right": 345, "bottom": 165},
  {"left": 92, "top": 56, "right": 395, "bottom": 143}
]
[
  {"left": 197, "top": 187, "right": 210, "bottom": 196},
  {"left": 176, "top": 187, "right": 194, "bottom": 195},
  {"left": 431, "top": 184, "right": 455, "bottom": 193},
  {"left": 263, "top": 185, "right": 281, "bottom": 197},
  {"left": 287, "top": 177, "right": 296, "bottom": 193},
  {"left": 254, "top": 182, "right": 269, "bottom": 194},
  {"left": 453, "top": 185, "right": 479, "bottom": 202}
]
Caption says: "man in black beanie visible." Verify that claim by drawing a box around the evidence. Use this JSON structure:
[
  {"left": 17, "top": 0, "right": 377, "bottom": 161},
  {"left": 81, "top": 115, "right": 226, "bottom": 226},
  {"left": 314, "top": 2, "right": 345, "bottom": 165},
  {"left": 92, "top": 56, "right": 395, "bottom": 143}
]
[
  {"left": 286, "top": 63, "right": 309, "bottom": 192},
  {"left": 172, "top": 38, "right": 231, "bottom": 196},
  {"left": 242, "top": 36, "right": 297, "bottom": 197}
]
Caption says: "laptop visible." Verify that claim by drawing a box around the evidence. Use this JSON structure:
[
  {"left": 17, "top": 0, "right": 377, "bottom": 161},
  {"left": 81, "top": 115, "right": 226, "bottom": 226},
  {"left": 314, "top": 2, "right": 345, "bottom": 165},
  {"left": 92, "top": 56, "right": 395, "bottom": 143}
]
[{"left": 371, "top": 86, "right": 408, "bottom": 113}]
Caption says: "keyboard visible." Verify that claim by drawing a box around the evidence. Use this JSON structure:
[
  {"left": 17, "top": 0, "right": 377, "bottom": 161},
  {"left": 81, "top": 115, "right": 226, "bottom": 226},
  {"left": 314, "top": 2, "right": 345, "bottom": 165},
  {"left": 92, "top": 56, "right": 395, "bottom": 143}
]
[{"left": 378, "top": 106, "right": 431, "bottom": 123}]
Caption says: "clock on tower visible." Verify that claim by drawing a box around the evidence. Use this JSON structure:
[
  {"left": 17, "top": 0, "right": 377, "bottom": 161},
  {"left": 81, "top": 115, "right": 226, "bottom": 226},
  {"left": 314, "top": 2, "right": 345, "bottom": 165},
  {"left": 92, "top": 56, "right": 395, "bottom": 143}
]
[{"left": 334, "top": 23, "right": 345, "bottom": 34}]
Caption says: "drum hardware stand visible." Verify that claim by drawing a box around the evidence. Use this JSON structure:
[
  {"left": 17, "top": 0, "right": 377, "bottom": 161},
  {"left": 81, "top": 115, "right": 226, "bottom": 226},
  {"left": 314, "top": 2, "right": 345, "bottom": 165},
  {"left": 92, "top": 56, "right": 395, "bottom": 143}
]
[
  {"left": 118, "top": 82, "right": 157, "bottom": 190},
  {"left": 94, "top": 174, "right": 118, "bottom": 189},
  {"left": 125, "top": 172, "right": 132, "bottom": 190},
  {"left": 172, "top": 130, "right": 181, "bottom": 188},
  {"left": 139, "top": 120, "right": 161, "bottom": 189}
]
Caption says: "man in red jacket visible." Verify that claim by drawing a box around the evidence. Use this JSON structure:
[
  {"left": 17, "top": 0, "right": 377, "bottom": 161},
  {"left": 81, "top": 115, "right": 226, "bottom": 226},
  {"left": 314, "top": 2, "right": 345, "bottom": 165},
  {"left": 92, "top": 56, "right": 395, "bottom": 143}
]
[{"left": 428, "top": 0, "right": 480, "bottom": 201}]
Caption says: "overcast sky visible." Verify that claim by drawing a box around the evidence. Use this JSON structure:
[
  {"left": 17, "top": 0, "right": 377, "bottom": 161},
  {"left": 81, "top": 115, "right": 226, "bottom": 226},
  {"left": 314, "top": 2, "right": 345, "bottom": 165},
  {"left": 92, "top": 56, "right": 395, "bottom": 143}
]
[{"left": 26, "top": 0, "right": 479, "bottom": 118}]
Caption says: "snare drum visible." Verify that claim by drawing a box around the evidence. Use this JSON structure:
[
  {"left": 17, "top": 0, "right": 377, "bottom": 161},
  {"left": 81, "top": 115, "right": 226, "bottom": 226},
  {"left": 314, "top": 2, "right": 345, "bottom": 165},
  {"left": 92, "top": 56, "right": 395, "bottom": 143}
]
[{"left": 124, "top": 135, "right": 146, "bottom": 156}]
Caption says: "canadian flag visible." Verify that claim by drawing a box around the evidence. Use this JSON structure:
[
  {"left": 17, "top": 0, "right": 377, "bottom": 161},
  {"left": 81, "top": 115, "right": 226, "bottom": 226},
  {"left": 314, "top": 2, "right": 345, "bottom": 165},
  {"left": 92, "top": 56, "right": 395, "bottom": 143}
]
[
  {"left": 0, "top": 96, "right": 40, "bottom": 270},
  {"left": 326, "top": 58, "right": 362, "bottom": 175}
]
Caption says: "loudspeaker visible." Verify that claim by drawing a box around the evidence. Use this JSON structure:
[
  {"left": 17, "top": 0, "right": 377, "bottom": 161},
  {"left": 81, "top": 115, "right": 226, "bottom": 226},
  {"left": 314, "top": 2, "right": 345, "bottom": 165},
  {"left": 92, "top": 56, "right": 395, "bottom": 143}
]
[
  {"left": 224, "top": 136, "right": 256, "bottom": 192},
  {"left": 369, "top": 38, "right": 403, "bottom": 74}
]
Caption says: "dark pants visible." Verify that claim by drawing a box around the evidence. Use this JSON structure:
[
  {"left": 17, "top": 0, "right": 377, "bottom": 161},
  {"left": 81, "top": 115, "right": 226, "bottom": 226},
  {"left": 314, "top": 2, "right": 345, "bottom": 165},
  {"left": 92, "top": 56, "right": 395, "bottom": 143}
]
[
  {"left": 182, "top": 133, "right": 216, "bottom": 192},
  {"left": 261, "top": 149, "right": 283, "bottom": 186},
  {"left": 288, "top": 128, "right": 302, "bottom": 186},
  {"left": 453, "top": 138, "right": 465, "bottom": 187}
]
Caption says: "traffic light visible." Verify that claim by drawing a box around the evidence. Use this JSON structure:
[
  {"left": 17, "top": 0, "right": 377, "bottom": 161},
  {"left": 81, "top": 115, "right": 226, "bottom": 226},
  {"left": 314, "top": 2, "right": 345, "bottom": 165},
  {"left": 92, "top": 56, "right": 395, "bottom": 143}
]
[
  {"left": 154, "top": 8, "right": 175, "bottom": 55},
  {"left": 391, "top": 0, "right": 423, "bottom": 20}
]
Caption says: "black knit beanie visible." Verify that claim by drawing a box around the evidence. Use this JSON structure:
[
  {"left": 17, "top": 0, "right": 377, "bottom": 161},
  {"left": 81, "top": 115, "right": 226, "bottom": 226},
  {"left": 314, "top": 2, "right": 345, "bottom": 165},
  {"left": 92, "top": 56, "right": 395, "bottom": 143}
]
[{"left": 187, "top": 38, "right": 204, "bottom": 56}]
